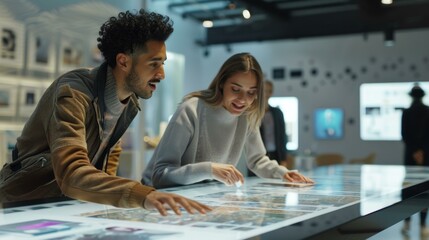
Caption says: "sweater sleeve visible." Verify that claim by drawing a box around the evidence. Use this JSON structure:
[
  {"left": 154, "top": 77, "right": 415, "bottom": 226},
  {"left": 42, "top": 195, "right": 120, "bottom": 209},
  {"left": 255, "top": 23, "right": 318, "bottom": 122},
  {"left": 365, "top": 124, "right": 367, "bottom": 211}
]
[
  {"left": 245, "top": 129, "right": 289, "bottom": 179},
  {"left": 149, "top": 101, "right": 213, "bottom": 188}
]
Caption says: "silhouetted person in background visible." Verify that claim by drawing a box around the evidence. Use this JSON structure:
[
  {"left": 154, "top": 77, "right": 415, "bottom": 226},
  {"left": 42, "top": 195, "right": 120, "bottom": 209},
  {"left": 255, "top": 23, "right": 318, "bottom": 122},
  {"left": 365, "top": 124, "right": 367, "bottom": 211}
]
[
  {"left": 401, "top": 84, "right": 429, "bottom": 236},
  {"left": 248, "top": 80, "right": 288, "bottom": 177}
]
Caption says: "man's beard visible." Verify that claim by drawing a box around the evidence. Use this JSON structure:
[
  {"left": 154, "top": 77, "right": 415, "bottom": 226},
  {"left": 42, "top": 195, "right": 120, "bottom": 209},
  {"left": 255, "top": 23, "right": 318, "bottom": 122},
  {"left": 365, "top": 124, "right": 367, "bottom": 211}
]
[{"left": 125, "top": 68, "right": 152, "bottom": 99}]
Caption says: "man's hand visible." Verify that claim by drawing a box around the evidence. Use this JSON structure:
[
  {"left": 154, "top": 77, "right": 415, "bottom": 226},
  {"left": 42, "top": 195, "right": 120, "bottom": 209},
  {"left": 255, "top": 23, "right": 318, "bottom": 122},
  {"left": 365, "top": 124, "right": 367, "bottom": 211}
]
[
  {"left": 211, "top": 163, "right": 244, "bottom": 186},
  {"left": 283, "top": 170, "right": 315, "bottom": 184},
  {"left": 144, "top": 191, "right": 212, "bottom": 216}
]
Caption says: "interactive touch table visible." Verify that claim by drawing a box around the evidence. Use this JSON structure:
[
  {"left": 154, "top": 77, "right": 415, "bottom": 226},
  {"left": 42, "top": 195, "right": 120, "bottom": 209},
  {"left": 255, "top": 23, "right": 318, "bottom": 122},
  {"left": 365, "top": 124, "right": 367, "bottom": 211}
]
[{"left": 1, "top": 164, "right": 428, "bottom": 239}]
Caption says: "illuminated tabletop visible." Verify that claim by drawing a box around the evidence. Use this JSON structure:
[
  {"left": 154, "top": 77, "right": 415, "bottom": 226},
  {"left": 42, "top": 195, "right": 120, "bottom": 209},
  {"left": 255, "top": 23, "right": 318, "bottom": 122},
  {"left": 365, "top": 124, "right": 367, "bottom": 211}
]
[{"left": 0, "top": 164, "right": 428, "bottom": 239}]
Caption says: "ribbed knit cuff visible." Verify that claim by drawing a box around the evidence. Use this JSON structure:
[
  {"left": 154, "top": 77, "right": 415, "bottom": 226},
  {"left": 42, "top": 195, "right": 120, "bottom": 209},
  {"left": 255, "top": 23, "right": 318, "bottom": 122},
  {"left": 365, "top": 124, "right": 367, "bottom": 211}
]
[
  {"left": 275, "top": 166, "right": 289, "bottom": 179},
  {"left": 128, "top": 183, "right": 156, "bottom": 208}
]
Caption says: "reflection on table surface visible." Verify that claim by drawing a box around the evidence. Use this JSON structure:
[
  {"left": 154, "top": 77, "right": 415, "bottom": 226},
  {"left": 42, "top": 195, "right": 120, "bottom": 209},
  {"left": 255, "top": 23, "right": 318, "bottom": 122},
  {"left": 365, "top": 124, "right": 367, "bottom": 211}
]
[{"left": 0, "top": 165, "right": 428, "bottom": 240}]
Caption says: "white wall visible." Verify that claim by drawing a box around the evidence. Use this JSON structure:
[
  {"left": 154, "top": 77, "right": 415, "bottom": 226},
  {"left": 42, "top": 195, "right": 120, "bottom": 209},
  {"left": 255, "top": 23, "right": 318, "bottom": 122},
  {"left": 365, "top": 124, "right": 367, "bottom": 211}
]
[
  {"left": 148, "top": 1, "right": 206, "bottom": 94},
  {"left": 148, "top": 1, "right": 429, "bottom": 165},
  {"left": 196, "top": 29, "right": 429, "bottom": 165}
]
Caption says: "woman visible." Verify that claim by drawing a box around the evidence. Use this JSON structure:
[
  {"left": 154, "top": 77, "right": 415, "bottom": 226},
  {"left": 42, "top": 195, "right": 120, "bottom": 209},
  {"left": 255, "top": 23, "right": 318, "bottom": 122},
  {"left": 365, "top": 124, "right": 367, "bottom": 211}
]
[{"left": 142, "top": 53, "right": 313, "bottom": 188}]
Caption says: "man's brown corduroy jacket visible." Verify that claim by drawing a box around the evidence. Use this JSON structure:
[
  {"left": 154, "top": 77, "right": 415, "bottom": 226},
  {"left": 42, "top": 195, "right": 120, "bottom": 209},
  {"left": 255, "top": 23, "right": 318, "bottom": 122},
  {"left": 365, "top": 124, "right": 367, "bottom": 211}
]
[{"left": 0, "top": 63, "right": 155, "bottom": 207}]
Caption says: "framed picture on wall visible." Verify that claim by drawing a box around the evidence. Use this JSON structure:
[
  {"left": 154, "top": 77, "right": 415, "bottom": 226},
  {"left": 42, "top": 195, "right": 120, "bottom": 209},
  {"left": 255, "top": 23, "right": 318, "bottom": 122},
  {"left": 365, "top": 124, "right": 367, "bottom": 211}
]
[
  {"left": 0, "top": 20, "right": 25, "bottom": 69},
  {"left": 272, "top": 67, "right": 285, "bottom": 80},
  {"left": 0, "top": 83, "right": 18, "bottom": 117},
  {"left": 58, "top": 38, "right": 84, "bottom": 73},
  {"left": 89, "top": 40, "right": 103, "bottom": 67},
  {"left": 18, "top": 81, "right": 43, "bottom": 117},
  {"left": 314, "top": 108, "right": 344, "bottom": 140},
  {"left": 27, "top": 31, "right": 56, "bottom": 73}
]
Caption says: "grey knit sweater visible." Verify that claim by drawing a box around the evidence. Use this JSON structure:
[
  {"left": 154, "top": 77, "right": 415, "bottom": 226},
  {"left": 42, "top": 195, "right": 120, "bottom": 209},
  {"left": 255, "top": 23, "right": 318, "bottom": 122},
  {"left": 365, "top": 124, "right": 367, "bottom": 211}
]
[{"left": 142, "top": 97, "right": 289, "bottom": 188}]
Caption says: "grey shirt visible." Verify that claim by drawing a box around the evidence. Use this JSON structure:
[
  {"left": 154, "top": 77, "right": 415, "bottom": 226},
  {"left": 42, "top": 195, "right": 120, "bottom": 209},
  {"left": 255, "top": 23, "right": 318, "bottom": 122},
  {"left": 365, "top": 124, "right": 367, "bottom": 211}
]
[{"left": 142, "top": 97, "right": 289, "bottom": 188}]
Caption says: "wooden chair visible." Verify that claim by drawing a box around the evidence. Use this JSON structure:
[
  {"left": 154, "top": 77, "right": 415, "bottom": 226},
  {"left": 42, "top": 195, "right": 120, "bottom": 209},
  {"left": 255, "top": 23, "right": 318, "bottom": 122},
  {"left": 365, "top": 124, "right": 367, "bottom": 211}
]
[
  {"left": 349, "top": 153, "right": 376, "bottom": 164},
  {"left": 315, "top": 153, "right": 344, "bottom": 166}
]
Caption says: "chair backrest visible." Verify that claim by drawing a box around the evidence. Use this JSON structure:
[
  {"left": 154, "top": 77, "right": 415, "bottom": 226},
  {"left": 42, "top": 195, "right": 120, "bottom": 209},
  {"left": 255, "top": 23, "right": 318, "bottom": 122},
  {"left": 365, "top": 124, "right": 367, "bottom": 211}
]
[
  {"left": 315, "top": 153, "right": 344, "bottom": 166},
  {"left": 349, "top": 153, "right": 376, "bottom": 164}
]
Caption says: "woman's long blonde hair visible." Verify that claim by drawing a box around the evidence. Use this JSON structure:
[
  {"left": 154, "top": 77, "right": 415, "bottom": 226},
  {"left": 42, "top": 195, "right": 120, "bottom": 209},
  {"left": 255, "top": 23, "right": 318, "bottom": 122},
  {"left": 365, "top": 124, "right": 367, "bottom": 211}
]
[{"left": 184, "top": 52, "right": 265, "bottom": 130}]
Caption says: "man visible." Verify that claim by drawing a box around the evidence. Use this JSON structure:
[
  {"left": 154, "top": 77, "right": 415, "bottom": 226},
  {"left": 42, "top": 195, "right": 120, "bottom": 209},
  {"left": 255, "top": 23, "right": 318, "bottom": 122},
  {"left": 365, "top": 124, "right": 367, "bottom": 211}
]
[
  {"left": 401, "top": 84, "right": 429, "bottom": 236},
  {"left": 0, "top": 9, "right": 210, "bottom": 216},
  {"left": 248, "top": 80, "right": 288, "bottom": 176}
]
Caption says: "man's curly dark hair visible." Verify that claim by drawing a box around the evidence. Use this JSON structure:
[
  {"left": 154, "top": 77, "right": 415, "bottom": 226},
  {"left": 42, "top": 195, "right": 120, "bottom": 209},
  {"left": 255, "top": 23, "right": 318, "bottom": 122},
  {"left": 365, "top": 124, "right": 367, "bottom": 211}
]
[{"left": 97, "top": 9, "right": 174, "bottom": 68}]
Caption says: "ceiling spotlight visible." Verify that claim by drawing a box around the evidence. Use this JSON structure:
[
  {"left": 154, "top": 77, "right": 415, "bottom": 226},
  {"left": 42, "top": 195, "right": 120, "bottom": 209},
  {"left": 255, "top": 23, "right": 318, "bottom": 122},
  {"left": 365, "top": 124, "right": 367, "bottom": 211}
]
[
  {"left": 381, "top": 0, "right": 393, "bottom": 4},
  {"left": 242, "top": 9, "right": 251, "bottom": 19},
  {"left": 202, "top": 20, "right": 213, "bottom": 28}
]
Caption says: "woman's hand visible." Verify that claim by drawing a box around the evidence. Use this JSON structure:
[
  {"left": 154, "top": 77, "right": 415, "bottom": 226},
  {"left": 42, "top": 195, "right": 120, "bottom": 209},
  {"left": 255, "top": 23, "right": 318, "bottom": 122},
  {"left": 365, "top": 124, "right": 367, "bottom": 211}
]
[
  {"left": 211, "top": 163, "right": 245, "bottom": 186},
  {"left": 283, "top": 170, "right": 315, "bottom": 184},
  {"left": 144, "top": 191, "right": 212, "bottom": 216}
]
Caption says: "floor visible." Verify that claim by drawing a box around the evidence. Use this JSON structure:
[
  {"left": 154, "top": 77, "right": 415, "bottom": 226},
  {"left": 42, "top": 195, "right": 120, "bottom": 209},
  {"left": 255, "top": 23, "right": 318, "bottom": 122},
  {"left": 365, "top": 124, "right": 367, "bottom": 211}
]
[{"left": 369, "top": 213, "right": 429, "bottom": 240}]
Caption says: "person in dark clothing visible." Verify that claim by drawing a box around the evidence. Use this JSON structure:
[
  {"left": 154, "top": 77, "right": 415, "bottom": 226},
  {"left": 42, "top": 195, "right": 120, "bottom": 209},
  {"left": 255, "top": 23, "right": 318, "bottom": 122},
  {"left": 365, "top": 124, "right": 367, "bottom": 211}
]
[
  {"left": 248, "top": 80, "right": 288, "bottom": 177},
  {"left": 401, "top": 84, "right": 429, "bottom": 236}
]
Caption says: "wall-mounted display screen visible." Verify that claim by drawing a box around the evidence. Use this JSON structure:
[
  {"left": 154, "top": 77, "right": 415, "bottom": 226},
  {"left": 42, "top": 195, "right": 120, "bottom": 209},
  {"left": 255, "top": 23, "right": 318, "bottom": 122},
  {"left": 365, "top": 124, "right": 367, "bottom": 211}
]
[
  {"left": 360, "top": 82, "right": 429, "bottom": 141},
  {"left": 268, "top": 97, "right": 298, "bottom": 150},
  {"left": 314, "top": 108, "right": 344, "bottom": 140}
]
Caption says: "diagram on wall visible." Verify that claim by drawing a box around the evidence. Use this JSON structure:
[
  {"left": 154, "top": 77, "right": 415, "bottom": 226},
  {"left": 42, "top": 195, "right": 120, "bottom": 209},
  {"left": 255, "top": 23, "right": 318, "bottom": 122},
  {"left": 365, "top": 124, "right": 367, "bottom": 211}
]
[
  {"left": 27, "top": 31, "right": 56, "bottom": 73},
  {"left": 18, "top": 81, "right": 43, "bottom": 117},
  {"left": 89, "top": 40, "right": 104, "bottom": 67},
  {"left": 0, "top": 83, "right": 17, "bottom": 117},
  {"left": 59, "top": 38, "right": 84, "bottom": 74},
  {"left": 0, "top": 20, "right": 25, "bottom": 69}
]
